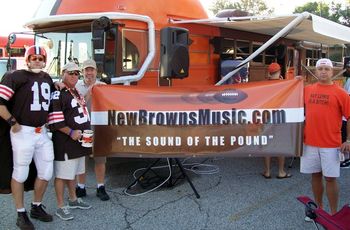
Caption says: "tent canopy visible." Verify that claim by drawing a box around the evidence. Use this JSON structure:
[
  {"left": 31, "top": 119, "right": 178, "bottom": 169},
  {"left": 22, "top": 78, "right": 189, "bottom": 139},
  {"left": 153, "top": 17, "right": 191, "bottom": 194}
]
[{"left": 172, "top": 12, "right": 350, "bottom": 45}]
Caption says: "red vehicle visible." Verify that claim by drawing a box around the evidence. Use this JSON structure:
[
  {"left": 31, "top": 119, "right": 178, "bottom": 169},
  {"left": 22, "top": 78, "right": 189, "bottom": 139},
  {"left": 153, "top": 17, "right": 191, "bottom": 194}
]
[
  {"left": 0, "top": 34, "right": 34, "bottom": 78},
  {"left": 0, "top": 35, "right": 34, "bottom": 58}
]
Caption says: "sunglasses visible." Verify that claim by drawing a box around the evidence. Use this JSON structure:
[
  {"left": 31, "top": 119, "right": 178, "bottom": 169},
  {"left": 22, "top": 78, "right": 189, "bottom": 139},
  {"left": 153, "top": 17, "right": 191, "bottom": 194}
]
[
  {"left": 29, "top": 56, "right": 44, "bottom": 62},
  {"left": 67, "top": 71, "right": 80, "bottom": 76}
]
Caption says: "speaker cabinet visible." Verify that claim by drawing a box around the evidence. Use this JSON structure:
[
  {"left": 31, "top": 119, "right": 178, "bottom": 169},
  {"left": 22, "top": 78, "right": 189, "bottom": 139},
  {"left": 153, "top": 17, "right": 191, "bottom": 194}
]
[{"left": 160, "top": 27, "right": 189, "bottom": 79}]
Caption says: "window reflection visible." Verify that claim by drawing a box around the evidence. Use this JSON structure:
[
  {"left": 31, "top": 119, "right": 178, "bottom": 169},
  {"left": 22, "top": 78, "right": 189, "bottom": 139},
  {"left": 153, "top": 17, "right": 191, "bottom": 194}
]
[
  {"left": 35, "top": 31, "right": 92, "bottom": 78},
  {"left": 122, "top": 29, "right": 148, "bottom": 72}
]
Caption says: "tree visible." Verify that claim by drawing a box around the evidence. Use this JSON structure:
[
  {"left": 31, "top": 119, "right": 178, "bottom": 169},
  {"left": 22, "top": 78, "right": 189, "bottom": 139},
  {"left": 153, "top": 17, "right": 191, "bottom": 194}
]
[
  {"left": 294, "top": 1, "right": 350, "bottom": 26},
  {"left": 294, "top": 1, "right": 350, "bottom": 58},
  {"left": 293, "top": 2, "right": 330, "bottom": 18},
  {"left": 233, "top": 0, "right": 273, "bottom": 15},
  {"left": 210, "top": 0, "right": 273, "bottom": 16},
  {"left": 210, "top": 0, "right": 235, "bottom": 15},
  {"left": 329, "top": 2, "right": 350, "bottom": 26}
]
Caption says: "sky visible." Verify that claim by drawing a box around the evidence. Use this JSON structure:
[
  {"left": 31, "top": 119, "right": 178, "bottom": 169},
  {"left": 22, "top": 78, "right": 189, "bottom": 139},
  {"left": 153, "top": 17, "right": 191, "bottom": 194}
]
[{"left": 0, "top": 0, "right": 348, "bottom": 35}]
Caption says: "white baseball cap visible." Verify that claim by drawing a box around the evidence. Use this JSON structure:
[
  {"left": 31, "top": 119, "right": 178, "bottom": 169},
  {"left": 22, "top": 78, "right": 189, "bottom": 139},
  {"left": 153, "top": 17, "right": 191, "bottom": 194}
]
[
  {"left": 82, "top": 59, "right": 97, "bottom": 69},
  {"left": 62, "top": 62, "right": 80, "bottom": 72},
  {"left": 316, "top": 58, "right": 333, "bottom": 68}
]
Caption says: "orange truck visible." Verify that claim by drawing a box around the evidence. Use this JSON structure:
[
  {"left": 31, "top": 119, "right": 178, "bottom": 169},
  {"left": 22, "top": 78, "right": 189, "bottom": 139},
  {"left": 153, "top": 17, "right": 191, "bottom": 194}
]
[{"left": 22, "top": 0, "right": 350, "bottom": 157}]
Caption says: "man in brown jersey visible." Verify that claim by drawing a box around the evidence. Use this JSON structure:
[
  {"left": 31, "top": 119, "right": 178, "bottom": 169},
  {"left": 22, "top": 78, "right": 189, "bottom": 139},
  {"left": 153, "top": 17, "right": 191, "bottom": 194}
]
[
  {"left": 49, "top": 62, "right": 92, "bottom": 221},
  {"left": 0, "top": 45, "right": 54, "bottom": 230}
]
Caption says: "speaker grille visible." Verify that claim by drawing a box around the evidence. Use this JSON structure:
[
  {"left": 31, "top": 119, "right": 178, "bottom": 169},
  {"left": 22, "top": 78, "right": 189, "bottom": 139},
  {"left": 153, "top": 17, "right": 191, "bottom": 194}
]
[{"left": 171, "top": 45, "right": 189, "bottom": 78}]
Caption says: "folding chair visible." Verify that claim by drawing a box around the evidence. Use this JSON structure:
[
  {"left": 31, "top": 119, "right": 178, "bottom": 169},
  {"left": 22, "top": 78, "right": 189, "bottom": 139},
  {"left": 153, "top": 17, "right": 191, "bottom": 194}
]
[{"left": 297, "top": 196, "right": 350, "bottom": 230}]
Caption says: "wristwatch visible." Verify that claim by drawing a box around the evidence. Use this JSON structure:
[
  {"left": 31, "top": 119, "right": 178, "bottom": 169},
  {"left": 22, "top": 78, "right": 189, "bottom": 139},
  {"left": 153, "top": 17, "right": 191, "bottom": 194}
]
[{"left": 6, "top": 115, "right": 17, "bottom": 126}]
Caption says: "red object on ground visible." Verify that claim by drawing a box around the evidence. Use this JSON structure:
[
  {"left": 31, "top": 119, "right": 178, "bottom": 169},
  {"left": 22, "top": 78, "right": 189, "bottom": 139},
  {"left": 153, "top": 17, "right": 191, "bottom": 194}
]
[{"left": 297, "top": 196, "right": 350, "bottom": 230}]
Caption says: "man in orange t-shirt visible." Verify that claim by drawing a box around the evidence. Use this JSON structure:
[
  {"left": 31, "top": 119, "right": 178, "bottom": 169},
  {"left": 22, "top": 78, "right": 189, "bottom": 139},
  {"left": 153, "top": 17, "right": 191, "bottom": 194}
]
[{"left": 301, "top": 58, "right": 350, "bottom": 215}]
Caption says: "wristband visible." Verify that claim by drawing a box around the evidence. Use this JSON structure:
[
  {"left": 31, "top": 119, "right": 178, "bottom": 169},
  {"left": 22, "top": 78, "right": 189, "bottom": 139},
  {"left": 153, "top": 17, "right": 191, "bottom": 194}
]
[
  {"left": 6, "top": 115, "right": 17, "bottom": 126},
  {"left": 69, "top": 129, "right": 73, "bottom": 137}
]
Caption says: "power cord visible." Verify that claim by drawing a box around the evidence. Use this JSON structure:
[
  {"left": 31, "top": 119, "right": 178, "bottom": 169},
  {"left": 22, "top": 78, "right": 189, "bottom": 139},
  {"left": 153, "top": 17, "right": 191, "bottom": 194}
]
[
  {"left": 181, "top": 157, "right": 220, "bottom": 175},
  {"left": 123, "top": 157, "right": 220, "bottom": 197},
  {"left": 124, "top": 158, "right": 172, "bottom": 197}
]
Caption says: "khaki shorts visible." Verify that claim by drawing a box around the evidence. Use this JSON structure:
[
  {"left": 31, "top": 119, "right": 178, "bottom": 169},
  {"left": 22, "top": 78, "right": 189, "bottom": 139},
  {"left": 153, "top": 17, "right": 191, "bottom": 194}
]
[
  {"left": 300, "top": 144, "right": 340, "bottom": 177},
  {"left": 55, "top": 155, "right": 85, "bottom": 180}
]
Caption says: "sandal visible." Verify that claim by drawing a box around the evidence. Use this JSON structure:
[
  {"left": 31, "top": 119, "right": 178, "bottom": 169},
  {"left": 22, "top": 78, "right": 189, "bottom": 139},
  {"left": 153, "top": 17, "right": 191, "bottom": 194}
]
[
  {"left": 276, "top": 173, "right": 292, "bottom": 179},
  {"left": 261, "top": 173, "right": 271, "bottom": 179}
]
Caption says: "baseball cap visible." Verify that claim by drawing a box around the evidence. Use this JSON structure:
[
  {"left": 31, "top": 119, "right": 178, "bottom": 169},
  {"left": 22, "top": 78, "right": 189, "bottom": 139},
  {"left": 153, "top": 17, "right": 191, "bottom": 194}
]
[
  {"left": 316, "top": 58, "right": 333, "bottom": 68},
  {"left": 82, "top": 59, "right": 97, "bottom": 69},
  {"left": 268, "top": 63, "right": 281, "bottom": 74},
  {"left": 62, "top": 62, "right": 80, "bottom": 72}
]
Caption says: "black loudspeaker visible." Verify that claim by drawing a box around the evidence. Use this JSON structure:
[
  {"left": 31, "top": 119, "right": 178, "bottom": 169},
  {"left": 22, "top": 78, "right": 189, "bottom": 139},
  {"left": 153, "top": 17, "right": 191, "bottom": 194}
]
[{"left": 160, "top": 27, "right": 189, "bottom": 79}]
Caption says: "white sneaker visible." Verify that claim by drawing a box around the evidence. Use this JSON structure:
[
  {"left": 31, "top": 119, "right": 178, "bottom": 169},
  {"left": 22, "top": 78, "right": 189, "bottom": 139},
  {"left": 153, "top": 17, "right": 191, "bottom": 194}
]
[{"left": 304, "top": 216, "right": 313, "bottom": 222}]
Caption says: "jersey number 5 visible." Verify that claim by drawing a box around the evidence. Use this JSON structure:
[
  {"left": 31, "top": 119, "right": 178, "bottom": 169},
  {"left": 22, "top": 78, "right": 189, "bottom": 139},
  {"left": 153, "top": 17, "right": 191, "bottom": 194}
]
[{"left": 30, "top": 82, "right": 50, "bottom": 111}]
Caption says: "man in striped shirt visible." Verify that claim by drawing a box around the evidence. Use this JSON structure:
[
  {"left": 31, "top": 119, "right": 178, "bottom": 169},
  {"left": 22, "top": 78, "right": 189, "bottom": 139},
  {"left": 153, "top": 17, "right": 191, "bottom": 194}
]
[{"left": 0, "top": 45, "right": 54, "bottom": 230}]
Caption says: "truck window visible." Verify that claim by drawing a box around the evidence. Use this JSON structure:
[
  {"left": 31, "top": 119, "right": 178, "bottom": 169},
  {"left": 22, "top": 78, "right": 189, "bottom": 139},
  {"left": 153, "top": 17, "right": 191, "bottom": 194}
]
[
  {"left": 35, "top": 30, "right": 92, "bottom": 78},
  {"left": 103, "top": 29, "right": 117, "bottom": 77},
  {"left": 236, "top": 40, "right": 250, "bottom": 60},
  {"left": 0, "top": 59, "right": 7, "bottom": 79},
  {"left": 122, "top": 29, "right": 148, "bottom": 72},
  {"left": 265, "top": 46, "right": 276, "bottom": 64},
  {"left": 9, "top": 48, "right": 26, "bottom": 57},
  {"left": 252, "top": 42, "right": 263, "bottom": 63}
]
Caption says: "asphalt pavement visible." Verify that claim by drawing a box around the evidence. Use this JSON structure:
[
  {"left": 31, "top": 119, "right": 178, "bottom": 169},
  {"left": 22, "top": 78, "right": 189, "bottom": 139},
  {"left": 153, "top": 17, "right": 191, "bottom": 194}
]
[{"left": 1, "top": 157, "right": 350, "bottom": 230}]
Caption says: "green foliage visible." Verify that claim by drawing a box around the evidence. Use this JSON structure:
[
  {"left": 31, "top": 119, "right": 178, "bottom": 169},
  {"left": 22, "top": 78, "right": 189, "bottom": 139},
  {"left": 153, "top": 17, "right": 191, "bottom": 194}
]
[
  {"left": 294, "top": 2, "right": 350, "bottom": 59},
  {"left": 210, "top": 0, "right": 273, "bottom": 16},
  {"left": 211, "top": 1, "right": 350, "bottom": 25},
  {"left": 294, "top": 2, "right": 330, "bottom": 18},
  {"left": 294, "top": 1, "right": 350, "bottom": 26},
  {"left": 330, "top": 3, "right": 350, "bottom": 26},
  {"left": 210, "top": 0, "right": 235, "bottom": 15}
]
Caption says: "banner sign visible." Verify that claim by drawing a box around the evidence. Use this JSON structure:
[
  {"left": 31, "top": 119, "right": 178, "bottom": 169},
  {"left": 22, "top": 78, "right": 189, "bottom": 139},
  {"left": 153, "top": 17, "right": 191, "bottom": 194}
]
[{"left": 91, "top": 79, "right": 304, "bottom": 157}]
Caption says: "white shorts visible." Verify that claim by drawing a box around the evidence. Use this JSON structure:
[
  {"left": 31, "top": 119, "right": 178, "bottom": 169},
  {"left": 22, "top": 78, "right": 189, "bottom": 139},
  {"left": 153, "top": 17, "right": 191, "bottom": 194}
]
[
  {"left": 300, "top": 144, "right": 340, "bottom": 177},
  {"left": 10, "top": 125, "right": 54, "bottom": 182},
  {"left": 54, "top": 155, "right": 85, "bottom": 180}
]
